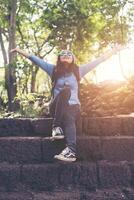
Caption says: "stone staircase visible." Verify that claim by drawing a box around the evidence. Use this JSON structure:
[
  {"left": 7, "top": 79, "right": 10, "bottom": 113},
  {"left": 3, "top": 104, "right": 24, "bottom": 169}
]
[{"left": 0, "top": 116, "right": 134, "bottom": 200}]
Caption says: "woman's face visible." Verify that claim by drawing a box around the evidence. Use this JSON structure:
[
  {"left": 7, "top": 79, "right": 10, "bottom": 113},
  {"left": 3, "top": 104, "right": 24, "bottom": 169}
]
[{"left": 59, "top": 50, "right": 74, "bottom": 64}]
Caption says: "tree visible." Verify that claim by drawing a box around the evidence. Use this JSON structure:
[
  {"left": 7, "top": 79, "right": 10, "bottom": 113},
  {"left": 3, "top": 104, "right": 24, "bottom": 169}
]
[
  {"left": 0, "top": 0, "right": 17, "bottom": 111},
  {"left": 39, "top": 0, "right": 131, "bottom": 62},
  {"left": 16, "top": 0, "right": 54, "bottom": 93},
  {"left": 0, "top": 0, "right": 133, "bottom": 111}
]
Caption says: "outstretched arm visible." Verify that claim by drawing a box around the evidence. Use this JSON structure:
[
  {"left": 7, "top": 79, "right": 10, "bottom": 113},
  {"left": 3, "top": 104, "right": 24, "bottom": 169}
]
[
  {"left": 10, "top": 48, "right": 54, "bottom": 77},
  {"left": 10, "top": 48, "right": 30, "bottom": 58},
  {"left": 79, "top": 46, "right": 122, "bottom": 79}
]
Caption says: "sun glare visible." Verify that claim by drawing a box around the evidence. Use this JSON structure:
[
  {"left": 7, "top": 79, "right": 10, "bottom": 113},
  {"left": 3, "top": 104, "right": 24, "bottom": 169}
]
[{"left": 94, "top": 45, "right": 134, "bottom": 83}]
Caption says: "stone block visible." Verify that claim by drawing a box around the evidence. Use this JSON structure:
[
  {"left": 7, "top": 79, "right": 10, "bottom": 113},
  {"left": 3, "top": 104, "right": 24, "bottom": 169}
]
[
  {"left": 101, "top": 136, "right": 134, "bottom": 161},
  {"left": 33, "top": 191, "right": 80, "bottom": 200},
  {"left": 0, "top": 164, "right": 20, "bottom": 192},
  {"left": 98, "top": 161, "right": 131, "bottom": 188},
  {"left": 83, "top": 117, "right": 123, "bottom": 136},
  {"left": 0, "top": 119, "right": 33, "bottom": 136},
  {"left": 0, "top": 192, "right": 33, "bottom": 200},
  {"left": 58, "top": 162, "right": 97, "bottom": 190},
  {"left": 22, "top": 162, "right": 97, "bottom": 192},
  {"left": 128, "top": 162, "right": 134, "bottom": 186},
  {"left": 122, "top": 117, "right": 134, "bottom": 136},
  {"left": 77, "top": 136, "right": 103, "bottom": 161},
  {"left": 42, "top": 138, "right": 65, "bottom": 162},
  {"left": 0, "top": 137, "right": 42, "bottom": 163},
  {"left": 31, "top": 118, "right": 53, "bottom": 136},
  {"left": 22, "top": 164, "right": 59, "bottom": 191}
]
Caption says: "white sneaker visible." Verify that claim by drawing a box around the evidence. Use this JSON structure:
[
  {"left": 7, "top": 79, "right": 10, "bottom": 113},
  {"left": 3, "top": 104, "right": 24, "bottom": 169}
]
[
  {"left": 52, "top": 127, "right": 64, "bottom": 140},
  {"left": 54, "top": 147, "right": 76, "bottom": 162}
]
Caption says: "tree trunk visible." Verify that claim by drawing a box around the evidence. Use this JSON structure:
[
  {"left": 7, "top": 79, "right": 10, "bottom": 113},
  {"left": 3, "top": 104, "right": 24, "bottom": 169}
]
[
  {"left": 6, "top": 0, "right": 17, "bottom": 111},
  {"left": 30, "top": 66, "right": 39, "bottom": 93}
]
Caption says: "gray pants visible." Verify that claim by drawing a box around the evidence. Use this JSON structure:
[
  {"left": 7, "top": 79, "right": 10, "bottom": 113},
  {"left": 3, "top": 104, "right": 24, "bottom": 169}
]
[{"left": 49, "top": 88, "right": 80, "bottom": 153}]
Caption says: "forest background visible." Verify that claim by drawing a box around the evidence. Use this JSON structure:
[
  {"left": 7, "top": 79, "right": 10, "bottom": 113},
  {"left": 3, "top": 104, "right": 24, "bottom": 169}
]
[{"left": 0, "top": 0, "right": 134, "bottom": 118}]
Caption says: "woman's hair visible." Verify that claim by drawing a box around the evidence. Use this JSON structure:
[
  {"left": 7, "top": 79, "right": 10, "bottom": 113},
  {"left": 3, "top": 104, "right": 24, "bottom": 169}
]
[{"left": 52, "top": 54, "right": 80, "bottom": 83}]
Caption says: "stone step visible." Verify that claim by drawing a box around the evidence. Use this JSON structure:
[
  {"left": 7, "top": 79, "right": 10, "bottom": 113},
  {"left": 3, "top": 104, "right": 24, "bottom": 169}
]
[
  {"left": 0, "top": 137, "right": 65, "bottom": 164},
  {"left": 0, "top": 161, "right": 133, "bottom": 194},
  {"left": 0, "top": 188, "right": 133, "bottom": 200},
  {"left": 1, "top": 116, "right": 134, "bottom": 137},
  {"left": 0, "top": 118, "right": 53, "bottom": 137},
  {"left": 77, "top": 136, "right": 134, "bottom": 162},
  {"left": 81, "top": 116, "right": 134, "bottom": 136},
  {"left": 0, "top": 136, "right": 134, "bottom": 163}
]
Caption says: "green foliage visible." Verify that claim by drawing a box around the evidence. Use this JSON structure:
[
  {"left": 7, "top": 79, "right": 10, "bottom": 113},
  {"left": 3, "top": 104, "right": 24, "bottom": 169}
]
[
  {"left": 14, "top": 92, "right": 50, "bottom": 117},
  {"left": 15, "top": 58, "right": 52, "bottom": 95},
  {"left": 38, "top": 0, "right": 131, "bottom": 62},
  {"left": 41, "top": 0, "right": 94, "bottom": 61},
  {"left": 0, "top": 68, "right": 7, "bottom": 106},
  {"left": 80, "top": 77, "right": 134, "bottom": 117},
  {"left": 0, "top": 0, "right": 133, "bottom": 114},
  {"left": 0, "top": 83, "right": 8, "bottom": 106}
]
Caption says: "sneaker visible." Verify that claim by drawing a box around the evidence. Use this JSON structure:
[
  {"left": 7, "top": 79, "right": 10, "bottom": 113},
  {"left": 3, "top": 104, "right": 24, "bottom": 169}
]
[
  {"left": 54, "top": 147, "right": 76, "bottom": 162},
  {"left": 52, "top": 127, "right": 64, "bottom": 140}
]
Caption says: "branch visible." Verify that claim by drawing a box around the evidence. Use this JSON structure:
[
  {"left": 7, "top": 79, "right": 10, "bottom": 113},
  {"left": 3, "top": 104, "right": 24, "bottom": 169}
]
[
  {"left": 39, "top": 34, "right": 53, "bottom": 50},
  {"left": 33, "top": 28, "right": 40, "bottom": 54},
  {"left": 17, "top": 22, "right": 30, "bottom": 50},
  {"left": 41, "top": 46, "right": 54, "bottom": 58}
]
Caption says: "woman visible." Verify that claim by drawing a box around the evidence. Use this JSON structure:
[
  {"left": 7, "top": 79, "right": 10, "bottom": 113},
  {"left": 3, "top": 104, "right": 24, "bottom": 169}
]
[{"left": 10, "top": 46, "right": 120, "bottom": 162}]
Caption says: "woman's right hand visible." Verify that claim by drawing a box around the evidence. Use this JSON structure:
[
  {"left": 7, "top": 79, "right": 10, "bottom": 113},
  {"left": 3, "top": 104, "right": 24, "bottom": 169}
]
[
  {"left": 10, "top": 48, "right": 30, "bottom": 58},
  {"left": 10, "top": 47, "right": 19, "bottom": 53}
]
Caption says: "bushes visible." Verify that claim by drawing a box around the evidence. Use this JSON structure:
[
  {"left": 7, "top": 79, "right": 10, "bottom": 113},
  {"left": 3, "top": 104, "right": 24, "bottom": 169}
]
[
  {"left": 16, "top": 93, "right": 51, "bottom": 118},
  {"left": 1, "top": 77, "right": 134, "bottom": 118},
  {"left": 80, "top": 78, "right": 134, "bottom": 117},
  {"left": 0, "top": 92, "right": 51, "bottom": 118}
]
